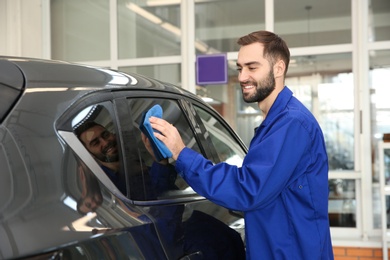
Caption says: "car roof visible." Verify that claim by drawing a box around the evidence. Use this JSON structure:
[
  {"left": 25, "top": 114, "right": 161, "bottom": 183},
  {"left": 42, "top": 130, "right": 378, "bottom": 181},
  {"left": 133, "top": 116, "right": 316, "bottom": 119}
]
[
  {"left": 0, "top": 56, "right": 187, "bottom": 91},
  {"left": 0, "top": 56, "right": 199, "bottom": 123}
]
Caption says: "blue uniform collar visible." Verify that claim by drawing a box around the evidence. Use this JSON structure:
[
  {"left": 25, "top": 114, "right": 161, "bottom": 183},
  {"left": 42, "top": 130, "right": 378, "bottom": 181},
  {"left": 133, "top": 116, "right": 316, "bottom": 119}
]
[{"left": 261, "top": 86, "right": 292, "bottom": 126}]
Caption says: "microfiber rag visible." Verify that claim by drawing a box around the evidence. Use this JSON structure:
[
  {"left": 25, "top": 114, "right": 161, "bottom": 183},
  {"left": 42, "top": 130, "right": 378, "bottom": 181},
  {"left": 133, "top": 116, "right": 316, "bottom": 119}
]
[{"left": 140, "top": 104, "right": 173, "bottom": 161}]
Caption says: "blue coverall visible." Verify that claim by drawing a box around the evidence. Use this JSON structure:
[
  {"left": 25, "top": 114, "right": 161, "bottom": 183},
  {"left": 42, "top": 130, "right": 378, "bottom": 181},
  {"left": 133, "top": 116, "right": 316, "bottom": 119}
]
[{"left": 175, "top": 87, "right": 334, "bottom": 260}]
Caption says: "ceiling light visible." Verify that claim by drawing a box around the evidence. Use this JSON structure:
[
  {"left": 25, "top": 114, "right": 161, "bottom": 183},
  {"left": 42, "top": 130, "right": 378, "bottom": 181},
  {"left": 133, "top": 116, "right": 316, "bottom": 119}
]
[{"left": 126, "top": 3, "right": 162, "bottom": 24}]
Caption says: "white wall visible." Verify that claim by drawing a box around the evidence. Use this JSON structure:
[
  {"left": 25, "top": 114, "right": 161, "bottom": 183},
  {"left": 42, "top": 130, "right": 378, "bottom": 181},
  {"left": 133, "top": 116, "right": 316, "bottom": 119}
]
[{"left": 0, "top": 0, "right": 47, "bottom": 58}]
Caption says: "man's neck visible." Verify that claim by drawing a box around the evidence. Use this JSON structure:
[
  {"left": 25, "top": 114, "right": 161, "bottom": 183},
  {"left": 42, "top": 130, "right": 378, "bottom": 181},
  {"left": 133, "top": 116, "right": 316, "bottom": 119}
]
[{"left": 258, "top": 86, "right": 284, "bottom": 118}]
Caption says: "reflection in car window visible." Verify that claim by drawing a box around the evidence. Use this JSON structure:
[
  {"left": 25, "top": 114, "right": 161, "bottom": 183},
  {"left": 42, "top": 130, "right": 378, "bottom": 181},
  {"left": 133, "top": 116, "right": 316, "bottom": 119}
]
[
  {"left": 72, "top": 105, "right": 127, "bottom": 196},
  {"left": 194, "top": 106, "right": 245, "bottom": 167},
  {"left": 126, "top": 98, "right": 201, "bottom": 199}
]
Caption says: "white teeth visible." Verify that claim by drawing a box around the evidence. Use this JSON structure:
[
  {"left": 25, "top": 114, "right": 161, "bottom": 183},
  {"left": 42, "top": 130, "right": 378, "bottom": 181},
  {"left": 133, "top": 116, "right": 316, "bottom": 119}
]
[{"left": 244, "top": 86, "right": 254, "bottom": 89}]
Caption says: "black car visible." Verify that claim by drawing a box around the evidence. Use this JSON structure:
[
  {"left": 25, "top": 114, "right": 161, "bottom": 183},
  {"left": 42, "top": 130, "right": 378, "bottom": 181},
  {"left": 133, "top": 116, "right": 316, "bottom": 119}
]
[{"left": 0, "top": 57, "right": 247, "bottom": 259}]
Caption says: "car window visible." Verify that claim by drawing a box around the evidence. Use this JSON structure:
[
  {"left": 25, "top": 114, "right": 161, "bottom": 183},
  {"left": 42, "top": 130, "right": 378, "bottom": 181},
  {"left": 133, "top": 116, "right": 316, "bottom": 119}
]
[
  {"left": 71, "top": 104, "right": 128, "bottom": 197},
  {"left": 194, "top": 106, "right": 245, "bottom": 167},
  {"left": 66, "top": 97, "right": 245, "bottom": 202},
  {"left": 124, "top": 98, "right": 201, "bottom": 200}
]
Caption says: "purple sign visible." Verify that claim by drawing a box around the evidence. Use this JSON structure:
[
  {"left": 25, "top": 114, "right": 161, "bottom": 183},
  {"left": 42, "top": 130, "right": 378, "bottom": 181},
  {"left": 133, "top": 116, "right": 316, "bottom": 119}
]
[{"left": 196, "top": 53, "right": 228, "bottom": 85}]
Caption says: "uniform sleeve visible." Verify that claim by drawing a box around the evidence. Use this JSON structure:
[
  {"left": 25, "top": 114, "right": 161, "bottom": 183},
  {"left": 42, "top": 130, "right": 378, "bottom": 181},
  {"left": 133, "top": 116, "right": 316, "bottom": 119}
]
[{"left": 175, "top": 117, "right": 312, "bottom": 211}]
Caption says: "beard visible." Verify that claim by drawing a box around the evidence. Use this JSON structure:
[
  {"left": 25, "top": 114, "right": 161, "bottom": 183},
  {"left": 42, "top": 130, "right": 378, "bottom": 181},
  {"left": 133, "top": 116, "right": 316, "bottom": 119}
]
[
  {"left": 242, "top": 69, "right": 276, "bottom": 103},
  {"left": 93, "top": 140, "right": 119, "bottom": 163}
]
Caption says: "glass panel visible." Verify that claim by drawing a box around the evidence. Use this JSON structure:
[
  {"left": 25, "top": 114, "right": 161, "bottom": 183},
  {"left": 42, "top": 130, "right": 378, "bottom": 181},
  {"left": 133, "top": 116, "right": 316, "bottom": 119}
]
[
  {"left": 119, "top": 64, "right": 181, "bottom": 87},
  {"left": 51, "top": 0, "right": 110, "bottom": 61},
  {"left": 371, "top": 51, "right": 390, "bottom": 228},
  {"left": 317, "top": 74, "right": 354, "bottom": 171},
  {"left": 371, "top": 50, "right": 390, "bottom": 183},
  {"left": 195, "top": 0, "right": 265, "bottom": 54},
  {"left": 126, "top": 98, "right": 202, "bottom": 199},
  {"left": 117, "top": 0, "right": 181, "bottom": 59},
  {"left": 275, "top": 1, "right": 351, "bottom": 47},
  {"left": 373, "top": 185, "right": 381, "bottom": 229},
  {"left": 384, "top": 148, "right": 390, "bottom": 230},
  {"left": 369, "top": 0, "right": 390, "bottom": 42},
  {"left": 287, "top": 53, "right": 354, "bottom": 171},
  {"left": 385, "top": 195, "right": 390, "bottom": 229},
  {"left": 194, "top": 106, "right": 245, "bottom": 167},
  {"left": 328, "top": 179, "right": 356, "bottom": 227}
]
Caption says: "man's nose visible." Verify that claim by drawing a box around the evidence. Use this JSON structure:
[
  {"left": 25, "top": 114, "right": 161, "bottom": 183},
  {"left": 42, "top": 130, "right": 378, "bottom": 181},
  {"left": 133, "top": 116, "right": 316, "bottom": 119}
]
[
  {"left": 238, "top": 68, "right": 249, "bottom": 82},
  {"left": 99, "top": 137, "right": 109, "bottom": 147}
]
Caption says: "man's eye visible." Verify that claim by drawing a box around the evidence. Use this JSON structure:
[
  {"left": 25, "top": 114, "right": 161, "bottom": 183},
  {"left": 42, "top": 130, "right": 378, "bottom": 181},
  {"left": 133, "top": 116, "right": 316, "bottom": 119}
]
[
  {"left": 236, "top": 68, "right": 242, "bottom": 72},
  {"left": 249, "top": 67, "right": 257, "bottom": 71},
  {"left": 102, "top": 131, "right": 110, "bottom": 139}
]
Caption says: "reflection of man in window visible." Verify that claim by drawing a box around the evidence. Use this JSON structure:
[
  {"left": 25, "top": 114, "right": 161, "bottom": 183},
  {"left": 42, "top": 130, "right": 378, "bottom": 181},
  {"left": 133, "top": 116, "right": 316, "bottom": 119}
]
[
  {"left": 75, "top": 121, "right": 126, "bottom": 194},
  {"left": 74, "top": 121, "right": 177, "bottom": 198}
]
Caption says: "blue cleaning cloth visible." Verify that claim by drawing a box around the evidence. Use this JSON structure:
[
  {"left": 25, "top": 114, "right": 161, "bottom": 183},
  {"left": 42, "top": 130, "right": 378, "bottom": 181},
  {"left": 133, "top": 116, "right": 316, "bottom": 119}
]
[{"left": 140, "top": 104, "right": 173, "bottom": 161}]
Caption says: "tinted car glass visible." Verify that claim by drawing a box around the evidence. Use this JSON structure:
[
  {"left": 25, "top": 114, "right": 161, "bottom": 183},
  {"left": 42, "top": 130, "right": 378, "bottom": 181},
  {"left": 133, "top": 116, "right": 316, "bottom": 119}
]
[
  {"left": 194, "top": 105, "right": 245, "bottom": 166},
  {"left": 125, "top": 98, "right": 201, "bottom": 200}
]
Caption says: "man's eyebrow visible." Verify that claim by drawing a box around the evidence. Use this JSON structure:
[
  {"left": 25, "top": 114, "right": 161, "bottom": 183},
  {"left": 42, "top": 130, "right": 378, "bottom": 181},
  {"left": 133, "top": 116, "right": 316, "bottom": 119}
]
[
  {"left": 88, "top": 136, "right": 99, "bottom": 146},
  {"left": 101, "top": 130, "right": 110, "bottom": 135},
  {"left": 236, "top": 61, "right": 261, "bottom": 67}
]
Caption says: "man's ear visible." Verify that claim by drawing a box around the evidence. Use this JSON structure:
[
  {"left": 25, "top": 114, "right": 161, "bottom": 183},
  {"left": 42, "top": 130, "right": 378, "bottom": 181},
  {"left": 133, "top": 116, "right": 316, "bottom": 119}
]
[{"left": 273, "top": 59, "right": 286, "bottom": 78}]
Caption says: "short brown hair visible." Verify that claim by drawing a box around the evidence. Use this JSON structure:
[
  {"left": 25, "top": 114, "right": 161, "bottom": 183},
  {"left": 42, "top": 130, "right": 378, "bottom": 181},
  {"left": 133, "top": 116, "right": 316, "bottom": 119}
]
[
  {"left": 74, "top": 121, "right": 102, "bottom": 140},
  {"left": 237, "top": 30, "right": 290, "bottom": 76}
]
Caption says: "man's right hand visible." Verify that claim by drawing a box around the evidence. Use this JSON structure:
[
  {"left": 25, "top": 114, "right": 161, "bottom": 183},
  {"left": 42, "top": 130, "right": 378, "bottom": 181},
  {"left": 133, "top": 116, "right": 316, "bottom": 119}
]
[{"left": 149, "top": 117, "right": 185, "bottom": 161}]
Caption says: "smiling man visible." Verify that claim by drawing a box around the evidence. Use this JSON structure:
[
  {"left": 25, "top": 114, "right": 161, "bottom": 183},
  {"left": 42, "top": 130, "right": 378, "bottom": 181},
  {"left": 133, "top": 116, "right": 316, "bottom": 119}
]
[
  {"left": 150, "top": 30, "right": 334, "bottom": 259},
  {"left": 76, "top": 121, "right": 126, "bottom": 194}
]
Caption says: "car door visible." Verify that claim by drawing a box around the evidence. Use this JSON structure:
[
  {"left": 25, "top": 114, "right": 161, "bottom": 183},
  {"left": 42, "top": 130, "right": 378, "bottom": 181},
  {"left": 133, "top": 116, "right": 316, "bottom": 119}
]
[
  {"left": 113, "top": 91, "right": 247, "bottom": 258},
  {"left": 56, "top": 88, "right": 246, "bottom": 259}
]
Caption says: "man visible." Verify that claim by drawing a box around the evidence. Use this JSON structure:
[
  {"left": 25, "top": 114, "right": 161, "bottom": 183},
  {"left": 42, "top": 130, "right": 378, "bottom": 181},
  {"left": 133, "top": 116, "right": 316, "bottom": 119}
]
[
  {"left": 75, "top": 121, "right": 127, "bottom": 194},
  {"left": 150, "top": 30, "right": 334, "bottom": 259}
]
